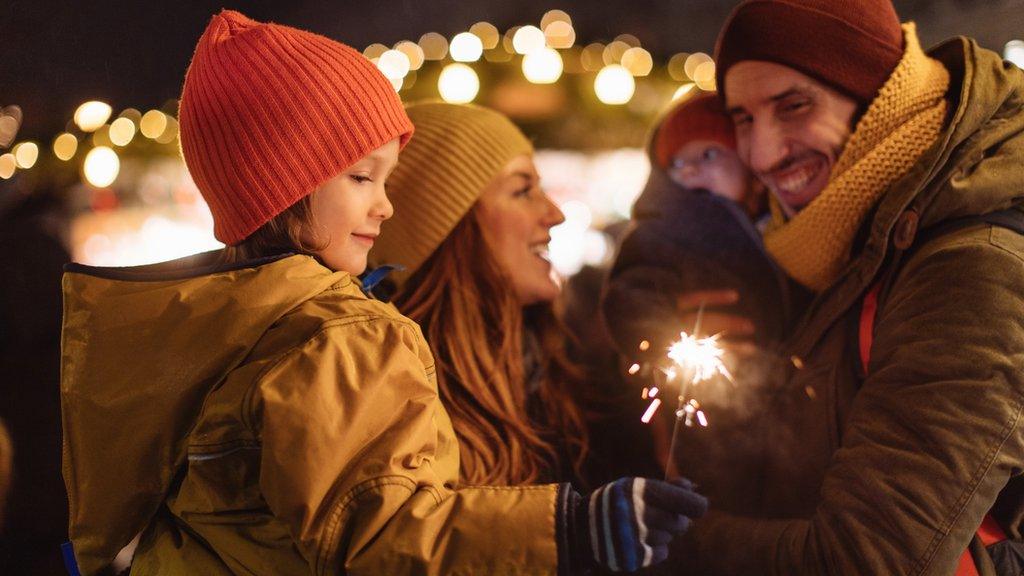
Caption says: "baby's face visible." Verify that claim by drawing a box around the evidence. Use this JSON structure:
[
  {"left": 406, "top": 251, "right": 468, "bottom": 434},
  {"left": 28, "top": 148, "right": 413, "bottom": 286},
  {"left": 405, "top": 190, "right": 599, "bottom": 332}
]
[{"left": 667, "top": 139, "right": 752, "bottom": 203}]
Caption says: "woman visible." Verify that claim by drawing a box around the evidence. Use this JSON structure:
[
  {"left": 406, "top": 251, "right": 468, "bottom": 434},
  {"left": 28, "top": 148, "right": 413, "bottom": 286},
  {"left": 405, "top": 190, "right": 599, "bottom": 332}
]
[{"left": 373, "top": 102, "right": 612, "bottom": 487}]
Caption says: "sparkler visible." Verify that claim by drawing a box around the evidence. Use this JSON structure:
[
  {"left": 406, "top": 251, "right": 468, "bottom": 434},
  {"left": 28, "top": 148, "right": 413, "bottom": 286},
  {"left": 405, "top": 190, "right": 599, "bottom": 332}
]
[{"left": 630, "top": 303, "right": 734, "bottom": 480}]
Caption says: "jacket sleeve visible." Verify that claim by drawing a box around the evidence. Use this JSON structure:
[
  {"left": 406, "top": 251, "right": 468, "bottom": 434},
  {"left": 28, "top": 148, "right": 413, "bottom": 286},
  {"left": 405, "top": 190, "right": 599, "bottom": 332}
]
[
  {"left": 685, "top": 227, "right": 1024, "bottom": 575},
  {"left": 254, "top": 315, "right": 562, "bottom": 576}
]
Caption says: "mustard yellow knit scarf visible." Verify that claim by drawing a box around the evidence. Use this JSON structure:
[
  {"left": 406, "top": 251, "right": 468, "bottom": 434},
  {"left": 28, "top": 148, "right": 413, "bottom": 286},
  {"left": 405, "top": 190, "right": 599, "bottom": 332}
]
[{"left": 764, "top": 24, "right": 950, "bottom": 291}]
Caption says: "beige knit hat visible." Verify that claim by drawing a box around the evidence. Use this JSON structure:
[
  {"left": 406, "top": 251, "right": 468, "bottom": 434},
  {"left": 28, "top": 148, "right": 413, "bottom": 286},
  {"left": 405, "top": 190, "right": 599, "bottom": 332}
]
[{"left": 372, "top": 101, "right": 533, "bottom": 285}]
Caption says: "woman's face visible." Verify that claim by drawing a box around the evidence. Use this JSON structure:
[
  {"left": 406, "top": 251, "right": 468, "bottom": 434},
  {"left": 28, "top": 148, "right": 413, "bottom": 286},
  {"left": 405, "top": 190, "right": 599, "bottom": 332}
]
[
  {"left": 308, "top": 138, "right": 399, "bottom": 274},
  {"left": 475, "top": 155, "right": 565, "bottom": 306}
]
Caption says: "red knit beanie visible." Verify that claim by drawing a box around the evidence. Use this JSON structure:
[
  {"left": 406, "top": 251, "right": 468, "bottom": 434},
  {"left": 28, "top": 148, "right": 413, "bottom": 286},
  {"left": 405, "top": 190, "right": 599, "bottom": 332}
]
[
  {"left": 714, "top": 0, "right": 904, "bottom": 105},
  {"left": 179, "top": 10, "right": 414, "bottom": 245},
  {"left": 654, "top": 93, "right": 736, "bottom": 169}
]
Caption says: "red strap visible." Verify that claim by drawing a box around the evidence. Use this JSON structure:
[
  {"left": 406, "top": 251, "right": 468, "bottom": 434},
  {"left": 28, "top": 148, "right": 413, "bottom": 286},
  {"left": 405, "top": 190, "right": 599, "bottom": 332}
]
[
  {"left": 859, "top": 283, "right": 882, "bottom": 374},
  {"left": 955, "top": 549, "right": 981, "bottom": 576},
  {"left": 978, "top": 514, "right": 1009, "bottom": 547},
  {"left": 861, "top": 285, "right": 1007, "bottom": 574}
]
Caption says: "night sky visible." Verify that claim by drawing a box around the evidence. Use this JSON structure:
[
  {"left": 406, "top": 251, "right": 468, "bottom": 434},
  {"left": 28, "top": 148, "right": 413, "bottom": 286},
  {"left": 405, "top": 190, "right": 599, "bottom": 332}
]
[{"left": 3, "top": 0, "right": 1021, "bottom": 140}]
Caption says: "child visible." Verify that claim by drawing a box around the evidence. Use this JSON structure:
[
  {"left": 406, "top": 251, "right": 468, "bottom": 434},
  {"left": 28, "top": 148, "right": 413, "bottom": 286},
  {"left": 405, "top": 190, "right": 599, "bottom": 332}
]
[
  {"left": 59, "top": 11, "right": 706, "bottom": 575},
  {"left": 603, "top": 91, "right": 792, "bottom": 360}
]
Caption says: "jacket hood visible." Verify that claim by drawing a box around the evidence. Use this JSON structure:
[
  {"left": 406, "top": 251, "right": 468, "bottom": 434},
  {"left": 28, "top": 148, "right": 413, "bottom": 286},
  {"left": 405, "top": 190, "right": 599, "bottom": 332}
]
[
  {"left": 912, "top": 38, "right": 1024, "bottom": 227},
  {"left": 61, "top": 251, "right": 346, "bottom": 569}
]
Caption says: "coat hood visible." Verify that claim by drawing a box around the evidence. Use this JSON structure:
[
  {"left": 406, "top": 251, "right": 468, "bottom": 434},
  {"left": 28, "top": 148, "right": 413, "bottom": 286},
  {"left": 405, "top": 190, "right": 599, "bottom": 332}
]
[{"left": 60, "top": 251, "right": 346, "bottom": 569}]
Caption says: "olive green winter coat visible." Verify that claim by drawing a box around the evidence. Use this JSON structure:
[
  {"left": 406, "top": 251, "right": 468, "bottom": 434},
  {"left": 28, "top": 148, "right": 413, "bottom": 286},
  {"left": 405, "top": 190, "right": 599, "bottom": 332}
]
[{"left": 672, "top": 37, "right": 1024, "bottom": 575}]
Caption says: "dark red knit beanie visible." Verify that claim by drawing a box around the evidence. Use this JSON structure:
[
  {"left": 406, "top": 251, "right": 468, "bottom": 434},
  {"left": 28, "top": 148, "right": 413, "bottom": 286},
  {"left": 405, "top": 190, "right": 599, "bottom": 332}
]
[
  {"left": 179, "top": 10, "right": 414, "bottom": 245},
  {"left": 714, "top": 0, "right": 904, "bottom": 105}
]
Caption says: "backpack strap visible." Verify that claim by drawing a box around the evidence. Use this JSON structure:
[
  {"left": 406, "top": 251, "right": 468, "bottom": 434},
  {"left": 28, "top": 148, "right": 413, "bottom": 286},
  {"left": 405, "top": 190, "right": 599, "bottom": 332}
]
[{"left": 859, "top": 207, "right": 1023, "bottom": 575}]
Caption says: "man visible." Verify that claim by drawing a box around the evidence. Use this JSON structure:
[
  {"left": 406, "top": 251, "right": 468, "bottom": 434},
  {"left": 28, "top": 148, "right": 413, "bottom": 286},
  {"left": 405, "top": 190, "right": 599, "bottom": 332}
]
[{"left": 667, "top": 0, "right": 1024, "bottom": 573}]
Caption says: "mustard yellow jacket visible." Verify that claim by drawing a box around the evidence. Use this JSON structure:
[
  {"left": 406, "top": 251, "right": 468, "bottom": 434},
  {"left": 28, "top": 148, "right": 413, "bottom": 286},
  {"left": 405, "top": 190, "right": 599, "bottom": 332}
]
[{"left": 61, "top": 253, "right": 562, "bottom": 575}]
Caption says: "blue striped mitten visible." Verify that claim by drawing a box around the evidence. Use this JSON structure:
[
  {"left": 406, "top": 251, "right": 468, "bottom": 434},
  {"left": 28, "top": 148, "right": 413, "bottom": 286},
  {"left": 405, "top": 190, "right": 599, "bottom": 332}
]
[{"left": 560, "top": 477, "right": 708, "bottom": 573}]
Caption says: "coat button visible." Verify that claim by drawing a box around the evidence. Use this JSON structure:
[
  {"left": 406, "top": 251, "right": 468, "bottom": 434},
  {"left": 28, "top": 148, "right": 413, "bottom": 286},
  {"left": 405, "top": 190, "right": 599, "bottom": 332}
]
[{"left": 893, "top": 209, "right": 919, "bottom": 250}]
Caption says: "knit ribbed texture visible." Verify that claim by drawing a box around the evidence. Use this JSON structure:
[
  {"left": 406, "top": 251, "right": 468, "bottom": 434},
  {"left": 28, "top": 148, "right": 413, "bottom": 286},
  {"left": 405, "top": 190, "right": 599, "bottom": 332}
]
[
  {"left": 715, "top": 0, "right": 904, "bottom": 105},
  {"left": 178, "top": 10, "right": 414, "bottom": 245},
  {"left": 371, "top": 102, "right": 533, "bottom": 285},
  {"left": 764, "top": 24, "right": 950, "bottom": 291}
]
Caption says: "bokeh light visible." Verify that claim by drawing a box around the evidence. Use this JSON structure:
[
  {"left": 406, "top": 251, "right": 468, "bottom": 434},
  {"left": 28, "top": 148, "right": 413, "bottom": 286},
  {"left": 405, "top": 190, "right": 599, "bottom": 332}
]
[
  {"left": 581, "top": 43, "right": 605, "bottom": 71},
  {"left": 74, "top": 101, "right": 112, "bottom": 132},
  {"left": 668, "top": 53, "right": 690, "bottom": 81},
  {"left": 438, "top": 63, "right": 480, "bottom": 103},
  {"left": 621, "top": 47, "right": 653, "bottom": 76},
  {"left": 395, "top": 41, "right": 425, "bottom": 70},
  {"left": 450, "top": 32, "right": 484, "bottom": 62},
  {"left": 109, "top": 117, "right": 137, "bottom": 147},
  {"left": 595, "top": 65, "right": 635, "bottom": 105},
  {"left": 155, "top": 117, "right": 179, "bottom": 145},
  {"left": 693, "top": 60, "right": 717, "bottom": 91},
  {"left": 363, "top": 43, "right": 389, "bottom": 60},
  {"left": 684, "top": 53, "right": 713, "bottom": 80},
  {"left": 53, "top": 133, "right": 78, "bottom": 161},
  {"left": 470, "top": 22, "right": 500, "bottom": 49},
  {"left": 83, "top": 146, "right": 120, "bottom": 187},
  {"left": 140, "top": 110, "right": 168, "bottom": 140},
  {"left": 419, "top": 32, "right": 449, "bottom": 60},
  {"left": 522, "top": 47, "right": 564, "bottom": 84},
  {"left": 377, "top": 49, "right": 411, "bottom": 79},
  {"left": 544, "top": 21, "right": 576, "bottom": 49},
  {"left": 540, "top": 9, "right": 572, "bottom": 30},
  {"left": 513, "top": 25, "right": 546, "bottom": 55},
  {"left": 602, "top": 41, "right": 631, "bottom": 65},
  {"left": 0, "top": 154, "right": 16, "bottom": 179},
  {"left": 1005, "top": 40, "right": 1024, "bottom": 68},
  {"left": 673, "top": 83, "right": 697, "bottom": 101},
  {"left": 13, "top": 141, "right": 39, "bottom": 169}
]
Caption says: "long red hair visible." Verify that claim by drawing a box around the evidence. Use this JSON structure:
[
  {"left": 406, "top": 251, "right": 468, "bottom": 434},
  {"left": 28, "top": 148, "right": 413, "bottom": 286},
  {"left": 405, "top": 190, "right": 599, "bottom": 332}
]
[{"left": 394, "top": 209, "right": 589, "bottom": 485}]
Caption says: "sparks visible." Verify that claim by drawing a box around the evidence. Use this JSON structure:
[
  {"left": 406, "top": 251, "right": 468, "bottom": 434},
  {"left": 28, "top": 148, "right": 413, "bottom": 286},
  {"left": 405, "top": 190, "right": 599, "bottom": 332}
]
[
  {"left": 640, "top": 398, "right": 662, "bottom": 423},
  {"left": 666, "top": 331, "right": 733, "bottom": 385}
]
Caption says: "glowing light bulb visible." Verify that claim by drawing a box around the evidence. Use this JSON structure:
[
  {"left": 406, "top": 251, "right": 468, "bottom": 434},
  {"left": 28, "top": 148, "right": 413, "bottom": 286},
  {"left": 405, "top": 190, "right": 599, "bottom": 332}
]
[
  {"left": 595, "top": 65, "right": 635, "bottom": 105},
  {"left": 12, "top": 142, "right": 39, "bottom": 169},
  {"left": 512, "top": 25, "right": 545, "bottom": 55},
  {"left": 450, "top": 32, "right": 483, "bottom": 62},
  {"left": 83, "top": 146, "right": 120, "bottom": 187},
  {"left": 74, "top": 101, "right": 112, "bottom": 132},
  {"left": 438, "top": 63, "right": 480, "bottom": 104},
  {"left": 522, "top": 47, "right": 563, "bottom": 84},
  {"left": 53, "top": 133, "right": 78, "bottom": 161}
]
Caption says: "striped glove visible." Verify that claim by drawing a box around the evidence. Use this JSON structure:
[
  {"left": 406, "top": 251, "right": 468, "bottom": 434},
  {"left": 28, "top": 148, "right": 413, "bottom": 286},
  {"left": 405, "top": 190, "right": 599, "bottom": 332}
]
[{"left": 561, "top": 477, "right": 708, "bottom": 574}]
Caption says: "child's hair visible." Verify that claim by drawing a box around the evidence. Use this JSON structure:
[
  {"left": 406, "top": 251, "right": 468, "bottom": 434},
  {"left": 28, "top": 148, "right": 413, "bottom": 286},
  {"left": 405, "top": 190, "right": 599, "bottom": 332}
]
[
  {"left": 218, "top": 197, "right": 328, "bottom": 265},
  {"left": 394, "top": 209, "right": 589, "bottom": 486}
]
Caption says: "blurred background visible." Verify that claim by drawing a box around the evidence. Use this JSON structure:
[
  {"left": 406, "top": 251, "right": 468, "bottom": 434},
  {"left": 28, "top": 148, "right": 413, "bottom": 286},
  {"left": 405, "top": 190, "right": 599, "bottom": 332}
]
[
  {"left": 0, "top": 1, "right": 1020, "bottom": 573},
  {"left": 1, "top": 0, "right": 1021, "bottom": 273}
]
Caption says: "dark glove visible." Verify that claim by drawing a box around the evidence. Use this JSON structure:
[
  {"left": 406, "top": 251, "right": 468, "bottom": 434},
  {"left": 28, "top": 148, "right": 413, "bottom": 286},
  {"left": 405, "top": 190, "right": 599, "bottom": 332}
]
[{"left": 558, "top": 477, "right": 708, "bottom": 574}]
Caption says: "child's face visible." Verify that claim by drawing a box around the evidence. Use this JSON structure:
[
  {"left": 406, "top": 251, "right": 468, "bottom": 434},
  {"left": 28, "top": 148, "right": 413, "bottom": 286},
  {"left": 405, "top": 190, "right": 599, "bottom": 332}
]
[
  {"left": 475, "top": 154, "right": 565, "bottom": 306},
  {"left": 308, "top": 138, "right": 400, "bottom": 274},
  {"left": 667, "top": 139, "right": 752, "bottom": 204}
]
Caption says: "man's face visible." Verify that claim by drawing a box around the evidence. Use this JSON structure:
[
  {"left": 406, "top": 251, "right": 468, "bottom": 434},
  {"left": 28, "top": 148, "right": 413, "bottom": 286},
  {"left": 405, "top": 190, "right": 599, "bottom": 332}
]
[{"left": 724, "top": 61, "right": 858, "bottom": 215}]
